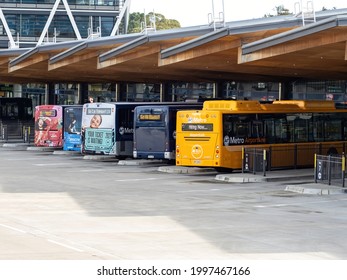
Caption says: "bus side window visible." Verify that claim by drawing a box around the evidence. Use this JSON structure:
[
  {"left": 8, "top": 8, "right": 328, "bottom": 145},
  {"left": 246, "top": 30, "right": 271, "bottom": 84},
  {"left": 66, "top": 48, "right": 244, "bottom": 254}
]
[
  {"left": 275, "top": 117, "right": 289, "bottom": 143},
  {"left": 236, "top": 122, "right": 249, "bottom": 138},
  {"left": 325, "top": 118, "right": 342, "bottom": 141},
  {"left": 312, "top": 114, "right": 324, "bottom": 141},
  {"left": 294, "top": 118, "right": 309, "bottom": 142},
  {"left": 251, "top": 121, "right": 263, "bottom": 138},
  {"left": 343, "top": 118, "right": 347, "bottom": 140},
  {"left": 223, "top": 115, "right": 234, "bottom": 136},
  {"left": 264, "top": 119, "right": 275, "bottom": 143}
]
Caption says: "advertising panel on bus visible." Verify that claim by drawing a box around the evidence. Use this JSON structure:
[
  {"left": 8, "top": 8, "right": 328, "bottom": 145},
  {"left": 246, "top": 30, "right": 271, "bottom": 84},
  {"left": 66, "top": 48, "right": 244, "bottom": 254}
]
[
  {"left": 81, "top": 102, "right": 116, "bottom": 155},
  {"left": 35, "top": 105, "right": 82, "bottom": 148},
  {"left": 34, "top": 105, "right": 63, "bottom": 147},
  {"left": 63, "top": 106, "right": 83, "bottom": 151}
]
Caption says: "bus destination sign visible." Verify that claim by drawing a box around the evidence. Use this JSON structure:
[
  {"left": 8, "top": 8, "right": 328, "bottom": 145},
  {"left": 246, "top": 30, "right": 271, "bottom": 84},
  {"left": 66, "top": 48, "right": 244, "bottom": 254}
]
[
  {"left": 39, "top": 109, "right": 56, "bottom": 117},
  {"left": 182, "top": 123, "right": 213, "bottom": 131},
  {"left": 139, "top": 114, "right": 161, "bottom": 121},
  {"left": 87, "top": 108, "right": 112, "bottom": 115}
]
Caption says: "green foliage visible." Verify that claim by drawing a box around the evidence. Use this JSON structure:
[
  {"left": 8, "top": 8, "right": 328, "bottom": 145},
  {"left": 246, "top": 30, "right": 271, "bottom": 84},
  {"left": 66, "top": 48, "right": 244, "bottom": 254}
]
[
  {"left": 264, "top": 5, "right": 293, "bottom": 17},
  {"left": 128, "top": 12, "right": 181, "bottom": 33}
]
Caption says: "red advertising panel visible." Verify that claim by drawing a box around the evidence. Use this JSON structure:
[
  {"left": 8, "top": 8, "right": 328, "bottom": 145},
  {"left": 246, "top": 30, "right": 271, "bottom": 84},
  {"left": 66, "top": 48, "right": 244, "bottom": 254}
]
[{"left": 34, "top": 105, "right": 63, "bottom": 147}]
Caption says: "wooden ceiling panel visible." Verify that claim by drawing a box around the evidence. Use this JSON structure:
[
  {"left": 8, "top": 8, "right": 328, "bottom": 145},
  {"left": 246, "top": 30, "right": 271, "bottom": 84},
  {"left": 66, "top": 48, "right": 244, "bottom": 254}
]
[{"left": 1, "top": 20, "right": 347, "bottom": 84}]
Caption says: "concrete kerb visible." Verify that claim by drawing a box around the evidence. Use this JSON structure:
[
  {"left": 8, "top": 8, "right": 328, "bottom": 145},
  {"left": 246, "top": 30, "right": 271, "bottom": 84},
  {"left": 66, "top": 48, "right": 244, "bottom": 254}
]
[
  {"left": 118, "top": 159, "right": 165, "bottom": 166},
  {"left": 1, "top": 143, "right": 31, "bottom": 148},
  {"left": 285, "top": 184, "right": 347, "bottom": 195},
  {"left": 158, "top": 166, "right": 217, "bottom": 174},
  {"left": 26, "top": 146, "right": 60, "bottom": 152},
  {"left": 83, "top": 155, "right": 119, "bottom": 162},
  {"left": 53, "top": 150, "right": 82, "bottom": 156},
  {"left": 215, "top": 173, "right": 314, "bottom": 183}
]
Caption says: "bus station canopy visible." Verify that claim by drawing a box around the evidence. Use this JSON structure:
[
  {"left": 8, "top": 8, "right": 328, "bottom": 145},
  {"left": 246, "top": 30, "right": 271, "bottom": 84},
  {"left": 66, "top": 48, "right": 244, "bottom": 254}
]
[{"left": 1, "top": 9, "right": 347, "bottom": 84}]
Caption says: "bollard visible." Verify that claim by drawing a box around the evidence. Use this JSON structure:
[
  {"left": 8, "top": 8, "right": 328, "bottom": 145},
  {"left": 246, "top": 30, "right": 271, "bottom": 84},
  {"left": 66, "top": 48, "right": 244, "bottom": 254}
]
[
  {"left": 2, "top": 125, "right": 8, "bottom": 142},
  {"left": 314, "top": 153, "right": 317, "bottom": 183},
  {"left": 253, "top": 147, "right": 256, "bottom": 175},
  {"left": 342, "top": 153, "right": 345, "bottom": 188},
  {"left": 263, "top": 149, "right": 267, "bottom": 177},
  {"left": 241, "top": 147, "right": 244, "bottom": 173},
  {"left": 24, "top": 127, "right": 28, "bottom": 143},
  {"left": 328, "top": 155, "right": 332, "bottom": 185}
]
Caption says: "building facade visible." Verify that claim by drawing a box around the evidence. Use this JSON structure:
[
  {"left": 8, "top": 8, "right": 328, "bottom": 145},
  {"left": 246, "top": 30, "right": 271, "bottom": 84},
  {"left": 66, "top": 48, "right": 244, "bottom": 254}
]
[
  {"left": 1, "top": 2, "right": 347, "bottom": 108},
  {"left": 0, "top": 0, "right": 130, "bottom": 48}
]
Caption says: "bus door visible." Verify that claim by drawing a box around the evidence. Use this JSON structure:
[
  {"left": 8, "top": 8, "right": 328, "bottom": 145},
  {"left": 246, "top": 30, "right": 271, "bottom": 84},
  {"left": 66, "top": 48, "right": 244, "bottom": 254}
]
[
  {"left": 34, "top": 105, "right": 63, "bottom": 147},
  {"left": 133, "top": 106, "right": 167, "bottom": 159},
  {"left": 82, "top": 103, "right": 115, "bottom": 155},
  {"left": 63, "top": 106, "right": 82, "bottom": 151}
]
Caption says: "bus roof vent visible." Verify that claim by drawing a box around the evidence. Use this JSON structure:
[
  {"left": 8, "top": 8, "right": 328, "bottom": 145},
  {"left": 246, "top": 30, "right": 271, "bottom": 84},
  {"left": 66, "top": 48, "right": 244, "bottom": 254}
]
[
  {"left": 203, "top": 100, "right": 262, "bottom": 111},
  {"left": 273, "top": 100, "right": 336, "bottom": 110}
]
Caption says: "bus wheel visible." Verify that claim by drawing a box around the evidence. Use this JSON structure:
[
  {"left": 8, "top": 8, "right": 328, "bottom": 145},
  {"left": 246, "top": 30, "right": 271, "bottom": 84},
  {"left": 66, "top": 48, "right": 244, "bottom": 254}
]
[{"left": 327, "top": 147, "right": 338, "bottom": 155}]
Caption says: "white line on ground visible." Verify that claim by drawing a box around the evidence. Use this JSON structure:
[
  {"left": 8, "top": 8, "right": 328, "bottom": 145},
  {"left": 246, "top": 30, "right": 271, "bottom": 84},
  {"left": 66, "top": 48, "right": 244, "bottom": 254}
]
[
  {"left": 115, "top": 178, "right": 159, "bottom": 182},
  {"left": 33, "top": 163, "right": 71, "bottom": 166},
  {"left": 0, "top": 223, "right": 26, "bottom": 233},
  {"left": 254, "top": 198, "right": 347, "bottom": 208},
  {"left": 47, "top": 239, "right": 84, "bottom": 252}
]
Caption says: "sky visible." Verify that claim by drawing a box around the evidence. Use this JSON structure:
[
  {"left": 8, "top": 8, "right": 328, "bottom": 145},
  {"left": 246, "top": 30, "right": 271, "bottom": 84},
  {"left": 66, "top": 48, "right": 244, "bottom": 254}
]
[{"left": 129, "top": 0, "right": 347, "bottom": 27}]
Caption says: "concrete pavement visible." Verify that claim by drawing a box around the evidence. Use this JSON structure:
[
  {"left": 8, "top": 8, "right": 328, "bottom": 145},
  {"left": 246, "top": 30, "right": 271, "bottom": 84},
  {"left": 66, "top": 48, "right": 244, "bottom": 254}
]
[{"left": 2, "top": 140, "right": 346, "bottom": 195}]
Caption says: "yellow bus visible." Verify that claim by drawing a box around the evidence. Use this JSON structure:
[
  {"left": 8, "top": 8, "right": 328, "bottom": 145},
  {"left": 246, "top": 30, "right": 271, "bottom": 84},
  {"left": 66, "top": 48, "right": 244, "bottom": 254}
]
[{"left": 175, "top": 100, "right": 347, "bottom": 170}]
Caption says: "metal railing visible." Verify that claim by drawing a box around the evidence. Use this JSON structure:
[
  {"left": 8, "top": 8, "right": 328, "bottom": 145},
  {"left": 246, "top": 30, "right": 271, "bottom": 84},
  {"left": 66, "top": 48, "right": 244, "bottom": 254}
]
[
  {"left": 0, "top": 121, "right": 34, "bottom": 144},
  {"left": 242, "top": 147, "right": 267, "bottom": 176},
  {"left": 1, "top": 123, "right": 8, "bottom": 142},
  {"left": 314, "top": 154, "right": 345, "bottom": 188}
]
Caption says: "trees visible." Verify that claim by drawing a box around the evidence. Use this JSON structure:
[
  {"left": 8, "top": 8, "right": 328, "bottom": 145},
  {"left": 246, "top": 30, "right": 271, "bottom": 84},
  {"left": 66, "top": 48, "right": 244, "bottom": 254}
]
[
  {"left": 128, "top": 12, "right": 180, "bottom": 33},
  {"left": 264, "top": 5, "right": 292, "bottom": 17}
]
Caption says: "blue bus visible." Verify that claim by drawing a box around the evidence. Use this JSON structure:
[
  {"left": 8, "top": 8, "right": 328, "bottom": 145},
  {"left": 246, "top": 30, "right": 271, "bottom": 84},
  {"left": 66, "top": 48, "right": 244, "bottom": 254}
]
[
  {"left": 133, "top": 104, "right": 202, "bottom": 160},
  {"left": 63, "top": 106, "right": 83, "bottom": 151}
]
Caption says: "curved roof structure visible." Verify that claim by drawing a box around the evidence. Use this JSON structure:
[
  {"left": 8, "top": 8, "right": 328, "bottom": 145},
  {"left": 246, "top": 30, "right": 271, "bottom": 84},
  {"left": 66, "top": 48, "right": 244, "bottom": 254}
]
[{"left": 1, "top": 8, "right": 347, "bottom": 84}]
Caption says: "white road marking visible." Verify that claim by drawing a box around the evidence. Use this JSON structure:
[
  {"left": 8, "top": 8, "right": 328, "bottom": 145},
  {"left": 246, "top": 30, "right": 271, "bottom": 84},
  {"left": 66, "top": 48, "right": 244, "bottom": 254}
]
[
  {"left": 6, "top": 158, "right": 42, "bottom": 161},
  {"left": 0, "top": 223, "right": 26, "bottom": 233},
  {"left": 115, "top": 178, "right": 159, "bottom": 182},
  {"left": 47, "top": 239, "right": 84, "bottom": 252},
  {"left": 33, "top": 163, "right": 70, "bottom": 166},
  {"left": 75, "top": 169, "right": 103, "bottom": 173},
  {"left": 254, "top": 198, "right": 347, "bottom": 208},
  {"left": 178, "top": 188, "right": 221, "bottom": 193}
]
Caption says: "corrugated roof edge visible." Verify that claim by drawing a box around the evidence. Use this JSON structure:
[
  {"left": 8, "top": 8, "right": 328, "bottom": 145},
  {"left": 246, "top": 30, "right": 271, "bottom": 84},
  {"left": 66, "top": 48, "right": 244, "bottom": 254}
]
[{"left": 242, "top": 15, "right": 347, "bottom": 55}]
